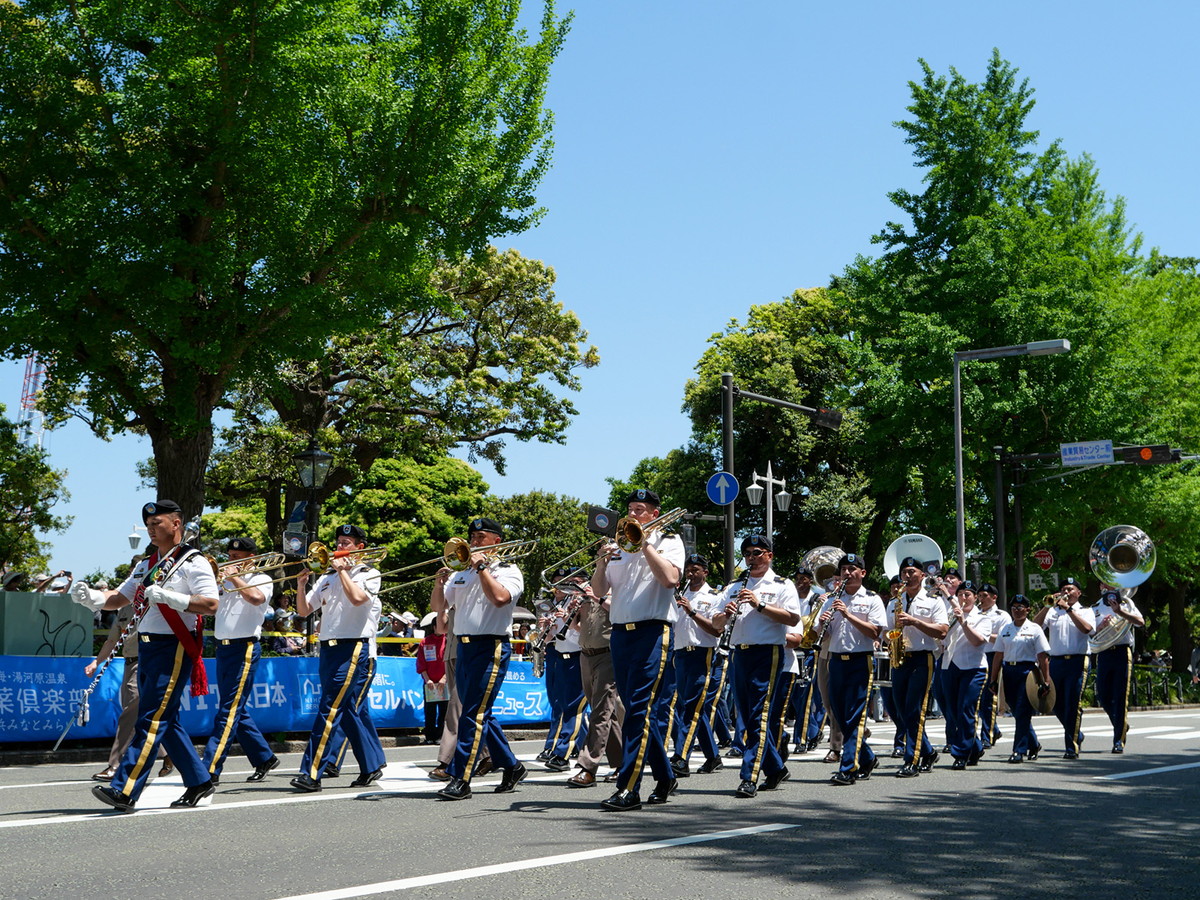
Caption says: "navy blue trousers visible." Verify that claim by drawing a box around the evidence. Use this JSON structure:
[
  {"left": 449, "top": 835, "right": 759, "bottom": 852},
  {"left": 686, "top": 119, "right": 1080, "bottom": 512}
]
[
  {"left": 112, "top": 636, "right": 209, "bottom": 801},
  {"left": 1000, "top": 661, "right": 1040, "bottom": 756},
  {"left": 891, "top": 650, "right": 936, "bottom": 765},
  {"left": 1095, "top": 645, "right": 1133, "bottom": 743},
  {"left": 792, "top": 650, "right": 825, "bottom": 745},
  {"left": 941, "top": 661, "right": 985, "bottom": 762},
  {"left": 203, "top": 639, "right": 274, "bottom": 779},
  {"left": 610, "top": 622, "right": 673, "bottom": 794},
  {"left": 300, "top": 639, "right": 385, "bottom": 781},
  {"left": 978, "top": 651, "right": 1002, "bottom": 745},
  {"left": 828, "top": 652, "right": 876, "bottom": 777},
  {"left": 673, "top": 646, "right": 720, "bottom": 762},
  {"left": 546, "top": 648, "right": 589, "bottom": 758},
  {"left": 1049, "top": 654, "right": 1088, "bottom": 753},
  {"left": 308, "top": 656, "right": 378, "bottom": 776},
  {"left": 732, "top": 644, "right": 785, "bottom": 783},
  {"left": 450, "top": 636, "right": 518, "bottom": 781}
]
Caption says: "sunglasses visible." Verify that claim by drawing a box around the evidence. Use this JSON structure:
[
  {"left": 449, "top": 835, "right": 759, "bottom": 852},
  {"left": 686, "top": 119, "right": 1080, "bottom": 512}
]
[{"left": 743, "top": 549, "right": 770, "bottom": 558}]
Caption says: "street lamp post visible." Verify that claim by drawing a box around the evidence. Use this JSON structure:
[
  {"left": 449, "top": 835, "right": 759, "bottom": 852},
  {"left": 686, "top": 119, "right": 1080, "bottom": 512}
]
[
  {"left": 127, "top": 526, "right": 147, "bottom": 553},
  {"left": 293, "top": 439, "right": 333, "bottom": 654},
  {"left": 953, "top": 339, "right": 1070, "bottom": 576},
  {"left": 745, "top": 462, "right": 792, "bottom": 541}
]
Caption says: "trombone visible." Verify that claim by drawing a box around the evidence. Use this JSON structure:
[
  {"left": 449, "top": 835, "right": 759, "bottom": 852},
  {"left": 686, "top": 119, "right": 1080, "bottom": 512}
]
[
  {"left": 614, "top": 507, "right": 687, "bottom": 553},
  {"left": 378, "top": 537, "right": 537, "bottom": 595},
  {"left": 216, "top": 551, "right": 288, "bottom": 580}
]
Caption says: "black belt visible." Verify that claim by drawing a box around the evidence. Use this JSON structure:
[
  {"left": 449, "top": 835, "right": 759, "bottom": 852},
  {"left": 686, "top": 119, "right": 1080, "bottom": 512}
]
[
  {"left": 459, "top": 634, "right": 509, "bottom": 643},
  {"left": 1005, "top": 660, "right": 1034, "bottom": 666},
  {"left": 735, "top": 643, "right": 776, "bottom": 650},
  {"left": 903, "top": 649, "right": 934, "bottom": 659},
  {"left": 218, "top": 637, "right": 259, "bottom": 645},
  {"left": 835, "top": 651, "right": 872, "bottom": 660},
  {"left": 138, "top": 633, "right": 178, "bottom": 643},
  {"left": 1052, "top": 654, "right": 1080, "bottom": 659},
  {"left": 558, "top": 650, "right": 580, "bottom": 658},
  {"left": 680, "top": 645, "right": 714, "bottom": 652},
  {"left": 321, "top": 637, "right": 368, "bottom": 647},
  {"left": 617, "top": 619, "right": 669, "bottom": 631},
  {"left": 581, "top": 646, "right": 610, "bottom": 657}
]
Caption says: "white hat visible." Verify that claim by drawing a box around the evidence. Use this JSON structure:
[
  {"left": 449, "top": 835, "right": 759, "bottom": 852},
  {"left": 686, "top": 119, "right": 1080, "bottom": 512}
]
[
  {"left": 400, "top": 611, "right": 419, "bottom": 625},
  {"left": 419, "top": 612, "right": 437, "bottom": 629}
]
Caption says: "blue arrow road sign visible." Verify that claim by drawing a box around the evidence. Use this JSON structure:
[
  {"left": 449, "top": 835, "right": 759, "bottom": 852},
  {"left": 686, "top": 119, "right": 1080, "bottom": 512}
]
[{"left": 706, "top": 472, "right": 739, "bottom": 506}]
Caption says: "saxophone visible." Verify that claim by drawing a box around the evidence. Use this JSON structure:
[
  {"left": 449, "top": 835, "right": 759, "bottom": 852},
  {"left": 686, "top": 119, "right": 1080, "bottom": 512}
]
[{"left": 886, "top": 593, "right": 907, "bottom": 669}]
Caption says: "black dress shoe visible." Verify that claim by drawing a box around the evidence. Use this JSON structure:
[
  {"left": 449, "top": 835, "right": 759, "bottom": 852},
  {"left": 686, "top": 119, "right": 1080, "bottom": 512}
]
[
  {"left": 1112, "top": 741, "right": 1124, "bottom": 754},
  {"left": 779, "top": 743, "right": 790, "bottom": 763},
  {"left": 1008, "top": 752, "right": 1024, "bottom": 763},
  {"left": 967, "top": 748, "right": 983, "bottom": 766},
  {"left": 951, "top": 759, "right": 967, "bottom": 771},
  {"left": 247, "top": 756, "right": 280, "bottom": 782},
  {"left": 858, "top": 756, "right": 879, "bottom": 780},
  {"left": 170, "top": 781, "right": 216, "bottom": 808},
  {"left": 696, "top": 757, "right": 724, "bottom": 774},
  {"left": 92, "top": 784, "right": 136, "bottom": 812},
  {"left": 762, "top": 766, "right": 790, "bottom": 790},
  {"left": 647, "top": 777, "right": 677, "bottom": 804},
  {"left": 1063, "top": 750, "right": 1079, "bottom": 760},
  {"left": 437, "top": 778, "right": 471, "bottom": 800},
  {"left": 896, "top": 763, "right": 919, "bottom": 778},
  {"left": 794, "top": 743, "right": 808, "bottom": 755},
  {"left": 918, "top": 750, "right": 939, "bottom": 773},
  {"left": 322, "top": 763, "right": 340, "bottom": 779},
  {"left": 1027, "top": 743, "right": 1042, "bottom": 761},
  {"left": 806, "top": 736, "right": 820, "bottom": 752},
  {"left": 350, "top": 768, "right": 384, "bottom": 788},
  {"left": 210, "top": 775, "right": 221, "bottom": 787},
  {"left": 601, "top": 790, "right": 641, "bottom": 811},
  {"left": 494, "top": 762, "right": 528, "bottom": 793},
  {"left": 735, "top": 779, "right": 758, "bottom": 798},
  {"left": 535, "top": 749, "right": 552, "bottom": 762},
  {"left": 829, "top": 771, "right": 856, "bottom": 786},
  {"left": 670, "top": 756, "right": 690, "bottom": 778},
  {"left": 544, "top": 756, "right": 570, "bottom": 773},
  {"left": 890, "top": 746, "right": 905, "bottom": 758},
  {"left": 290, "top": 773, "right": 322, "bottom": 792}
]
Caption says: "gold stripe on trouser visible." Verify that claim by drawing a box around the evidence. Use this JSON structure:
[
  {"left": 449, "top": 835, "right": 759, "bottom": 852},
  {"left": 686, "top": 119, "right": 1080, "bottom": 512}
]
[
  {"left": 800, "top": 659, "right": 816, "bottom": 743},
  {"left": 463, "top": 641, "right": 505, "bottom": 782},
  {"left": 308, "top": 643, "right": 364, "bottom": 780},
  {"left": 619, "top": 626, "right": 670, "bottom": 793},
  {"left": 334, "top": 658, "right": 377, "bottom": 769},
  {"left": 706, "top": 654, "right": 728, "bottom": 731},
  {"left": 747, "top": 647, "right": 781, "bottom": 784},
  {"left": 681, "top": 648, "right": 715, "bottom": 757},
  {"left": 1070, "top": 657, "right": 1090, "bottom": 753},
  {"left": 772, "top": 674, "right": 796, "bottom": 749},
  {"left": 564, "top": 691, "right": 589, "bottom": 750},
  {"left": 1120, "top": 647, "right": 1132, "bottom": 742},
  {"left": 851, "top": 655, "right": 875, "bottom": 773},
  {"left": 209, "top": 643, "right": 256, "bottom": 775},
  {"left": 119, "top": 643, "right": 186, "bottom": 796},
  {"left": 662, "top": 677, "right": 679, "bottom": 748},
  {"left": 911, "top": 654, "right": 935, "bottom": 767}
]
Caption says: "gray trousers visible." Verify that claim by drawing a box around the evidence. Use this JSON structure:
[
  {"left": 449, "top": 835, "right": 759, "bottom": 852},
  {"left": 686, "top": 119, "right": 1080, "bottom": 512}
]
[
  {"left": 576, "top": 648, "right": 624, "bottom": 774},
  {"left": 107, "top": 658, "right": 165, "bottom": 769}
]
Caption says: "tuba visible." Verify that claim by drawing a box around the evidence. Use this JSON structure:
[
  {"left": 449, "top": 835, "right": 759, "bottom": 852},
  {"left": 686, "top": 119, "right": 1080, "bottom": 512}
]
[{"left": 1088, "top": 525, "right": 1153, "bottom": 652}]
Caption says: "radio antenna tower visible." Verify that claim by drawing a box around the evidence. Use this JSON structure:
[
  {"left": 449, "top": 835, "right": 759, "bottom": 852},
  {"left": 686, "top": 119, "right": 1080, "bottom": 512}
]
[{"left": 18, "top": 352, "right": 46, "bottom": 449}]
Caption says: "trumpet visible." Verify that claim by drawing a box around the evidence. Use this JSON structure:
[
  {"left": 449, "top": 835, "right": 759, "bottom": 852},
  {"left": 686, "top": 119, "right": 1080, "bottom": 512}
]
[
  {"left": 378, "top": 537, "right": 537, "bottom": 594},
  {"left": 304, "top": 541, "right": 389, "bottom": 574}
]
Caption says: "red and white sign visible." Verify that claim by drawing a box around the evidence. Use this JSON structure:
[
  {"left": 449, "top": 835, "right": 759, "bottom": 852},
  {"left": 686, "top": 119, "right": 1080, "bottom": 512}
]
[{"left": 1033, "top": 549, "right": 1054, "bottom": 571}]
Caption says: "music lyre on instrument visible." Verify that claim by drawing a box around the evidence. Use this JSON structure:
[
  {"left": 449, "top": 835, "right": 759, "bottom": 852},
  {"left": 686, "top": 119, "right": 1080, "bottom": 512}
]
[{"left": 1087, "top": 525, "right": 1154, "bottom": 652}]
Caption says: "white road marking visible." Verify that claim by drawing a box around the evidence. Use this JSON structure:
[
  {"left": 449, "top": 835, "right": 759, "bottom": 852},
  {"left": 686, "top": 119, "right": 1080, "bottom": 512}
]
[
  {"left": 1145, "top": 730, "right": 1200, "bottom": 741},
  {"left": 272, "top": 823, "right": 801, "bottom": 900},
  {"left": 1098, "top": 761, "right": 1200, "bottom": 780}
]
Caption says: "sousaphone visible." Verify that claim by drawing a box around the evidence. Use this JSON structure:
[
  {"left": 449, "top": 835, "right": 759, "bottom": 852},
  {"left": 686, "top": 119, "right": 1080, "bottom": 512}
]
[
  {"left": 883, "top": 534, "right": 944, "bottom": 579},
  {"left": 1088, "top": 525, "right": 1154, "bottom": 652}
]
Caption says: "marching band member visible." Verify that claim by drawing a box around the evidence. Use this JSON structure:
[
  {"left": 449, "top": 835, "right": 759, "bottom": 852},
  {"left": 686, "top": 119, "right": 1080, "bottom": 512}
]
[
  {"left": 976, "top": 583, "right": 1011, "bottom": 748},
  {"left": 878, "top": 574, "right": 904, "bottom": 758},
  {"left": 540, "top": 578, "right": 589, "bottom": 772},
  {"left": 929, "top": 566, "right": 962, "bottom": 753},
  {"left": 567, "top": 573, "right": 625, "bottom": 788},
  {"left": 766, "top": 612, "right": 803, "bottom": 766},
  {"left": 591, "top": 489, "right": 685, "bottom": 812},
  {"left": 671, "top": 554, "right": 725, "bottom": 777},
  {"left": 72, "top": 500, "right": 219, "bottom": 812},
  {"left": 712, "top": 535, "right": 801, "bottom": 798},
  {"left": 940, "top": 581, "right": 993, "bottom": 769},
  {"left": 435, "top": 517, "right": 526, "bottom": 800},
  {"left": 1092, "top": 586, "right": 1144, "bottom": 753},
  {"left": 821, "top": 553, "right": 887, "bottom": 785},
  {"left": 202, "top": 537, "right": 280, "bottom": 786},
  {"left": 988, "top": 594, "right": 1051, "bottom": 762},
  {"left": 291, "top": 525, "right": 387, "bottom": 792},
  {"left": 888, "top": 556, "right": 949, "bottom": 777},
  {"left": 790, "top": 568, "right": 826, "bottom": 755},
  {"left": 1033, "top": 576, "right": 1093, "bottom": 758}
]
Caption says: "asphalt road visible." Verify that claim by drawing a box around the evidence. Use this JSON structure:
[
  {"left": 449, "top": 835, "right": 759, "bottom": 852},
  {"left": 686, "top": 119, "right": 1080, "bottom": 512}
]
[{"left": 2, "top": 707, "right": 1198, "bottom": 900}]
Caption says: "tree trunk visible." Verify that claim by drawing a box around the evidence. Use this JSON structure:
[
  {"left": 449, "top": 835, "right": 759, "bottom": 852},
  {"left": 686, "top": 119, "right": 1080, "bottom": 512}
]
[{"left": 145, "top": 423, "right": 214, "bottom": 521}]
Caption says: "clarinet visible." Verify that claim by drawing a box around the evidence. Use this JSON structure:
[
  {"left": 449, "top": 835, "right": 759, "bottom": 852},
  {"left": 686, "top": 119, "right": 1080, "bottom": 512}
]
[{"left": 717, "top": 569, "right": 753, "bottom": 652}]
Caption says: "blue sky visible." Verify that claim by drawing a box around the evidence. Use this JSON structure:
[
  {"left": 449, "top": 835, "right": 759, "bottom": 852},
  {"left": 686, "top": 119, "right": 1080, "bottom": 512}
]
[{"left": 4, "top": 0, "right": 1197, "bottom": 575}]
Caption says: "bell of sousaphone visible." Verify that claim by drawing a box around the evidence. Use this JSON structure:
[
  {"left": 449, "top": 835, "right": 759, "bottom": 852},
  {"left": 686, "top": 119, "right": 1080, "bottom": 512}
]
[{"left": 883, "top": 534, "right": 944, "bottom": 579}]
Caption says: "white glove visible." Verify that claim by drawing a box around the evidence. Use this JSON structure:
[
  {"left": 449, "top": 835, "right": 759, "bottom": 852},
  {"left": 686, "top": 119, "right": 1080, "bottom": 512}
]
[
  {"left": 144, "top": 584, "right": 192, "bottom": 612},
  {"left": 70, "top": 581, "right": 106, "bottom": 611}
]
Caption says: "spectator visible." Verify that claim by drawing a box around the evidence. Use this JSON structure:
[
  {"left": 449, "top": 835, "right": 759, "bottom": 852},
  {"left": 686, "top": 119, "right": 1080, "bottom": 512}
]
[{"left": 416, "top": 612, "right": 448, "bottom": 744}]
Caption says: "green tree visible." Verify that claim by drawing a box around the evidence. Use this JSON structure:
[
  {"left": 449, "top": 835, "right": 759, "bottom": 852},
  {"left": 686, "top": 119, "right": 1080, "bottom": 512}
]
[
  {"left": 0, "top": 0, "right": 570, "bottom": 516},
  {"left": 204, "top": 246, "right": 598, "bottom": 545},
  {"left": 0, "top": 405, "right": 71, "bottom": 576}
]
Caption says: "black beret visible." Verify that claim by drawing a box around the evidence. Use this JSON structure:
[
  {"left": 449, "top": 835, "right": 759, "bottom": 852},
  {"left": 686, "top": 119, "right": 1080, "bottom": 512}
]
[
  {"left": 794, "top": 568, "right": 814, "bottom": 579},
  {"left": 1061, "top": 576, "right": 1080, "bottom": 587},
  {"left": 142, "top": 499, "right": 182, "bottom": 522},
  {"left": 978, "top": 583, "right": 998, "bottom": 595},
  {"left": 335, "top": 524, "right": 368, "bottom": 543},
  {"left": 741, "top": 534, "right": 772, "bottom": 552},
  {"left": 898, "top": 556, "right": 922, "bottom": 570},
  {"left": 1010, "top": 593, "right": 1031, "bottom": 607},
  {"left": 838, "top": 553, "right": 867, "bottom": 571},
  {"left": 956, "top": 580, "right": 976, "bottom": 594},
  {"left": 943, "top": 567, "right": 962, "bottom": 579},
  {"left": 685, "top": 554, "right": 710, "bottom": 569},
  {"left": 227, "top": 537, "right": 258, "bottom": 553},
  {"left": 467, "top": 517, "right": 504, "bottom": 537},
  {"left": 624, "top": 488, "right": 661, "bottom": 507}
]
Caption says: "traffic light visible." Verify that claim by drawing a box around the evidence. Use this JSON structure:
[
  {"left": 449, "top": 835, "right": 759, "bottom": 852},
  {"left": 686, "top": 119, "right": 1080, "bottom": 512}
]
[{"left": 1118, "top": 444, "right": 1177, "bottom": 464}]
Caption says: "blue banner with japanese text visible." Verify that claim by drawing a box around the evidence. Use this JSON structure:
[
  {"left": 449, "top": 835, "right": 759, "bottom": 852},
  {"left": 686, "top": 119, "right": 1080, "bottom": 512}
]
[{"left": 0, "top": 655, "right": 549, "bottom": 743}]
